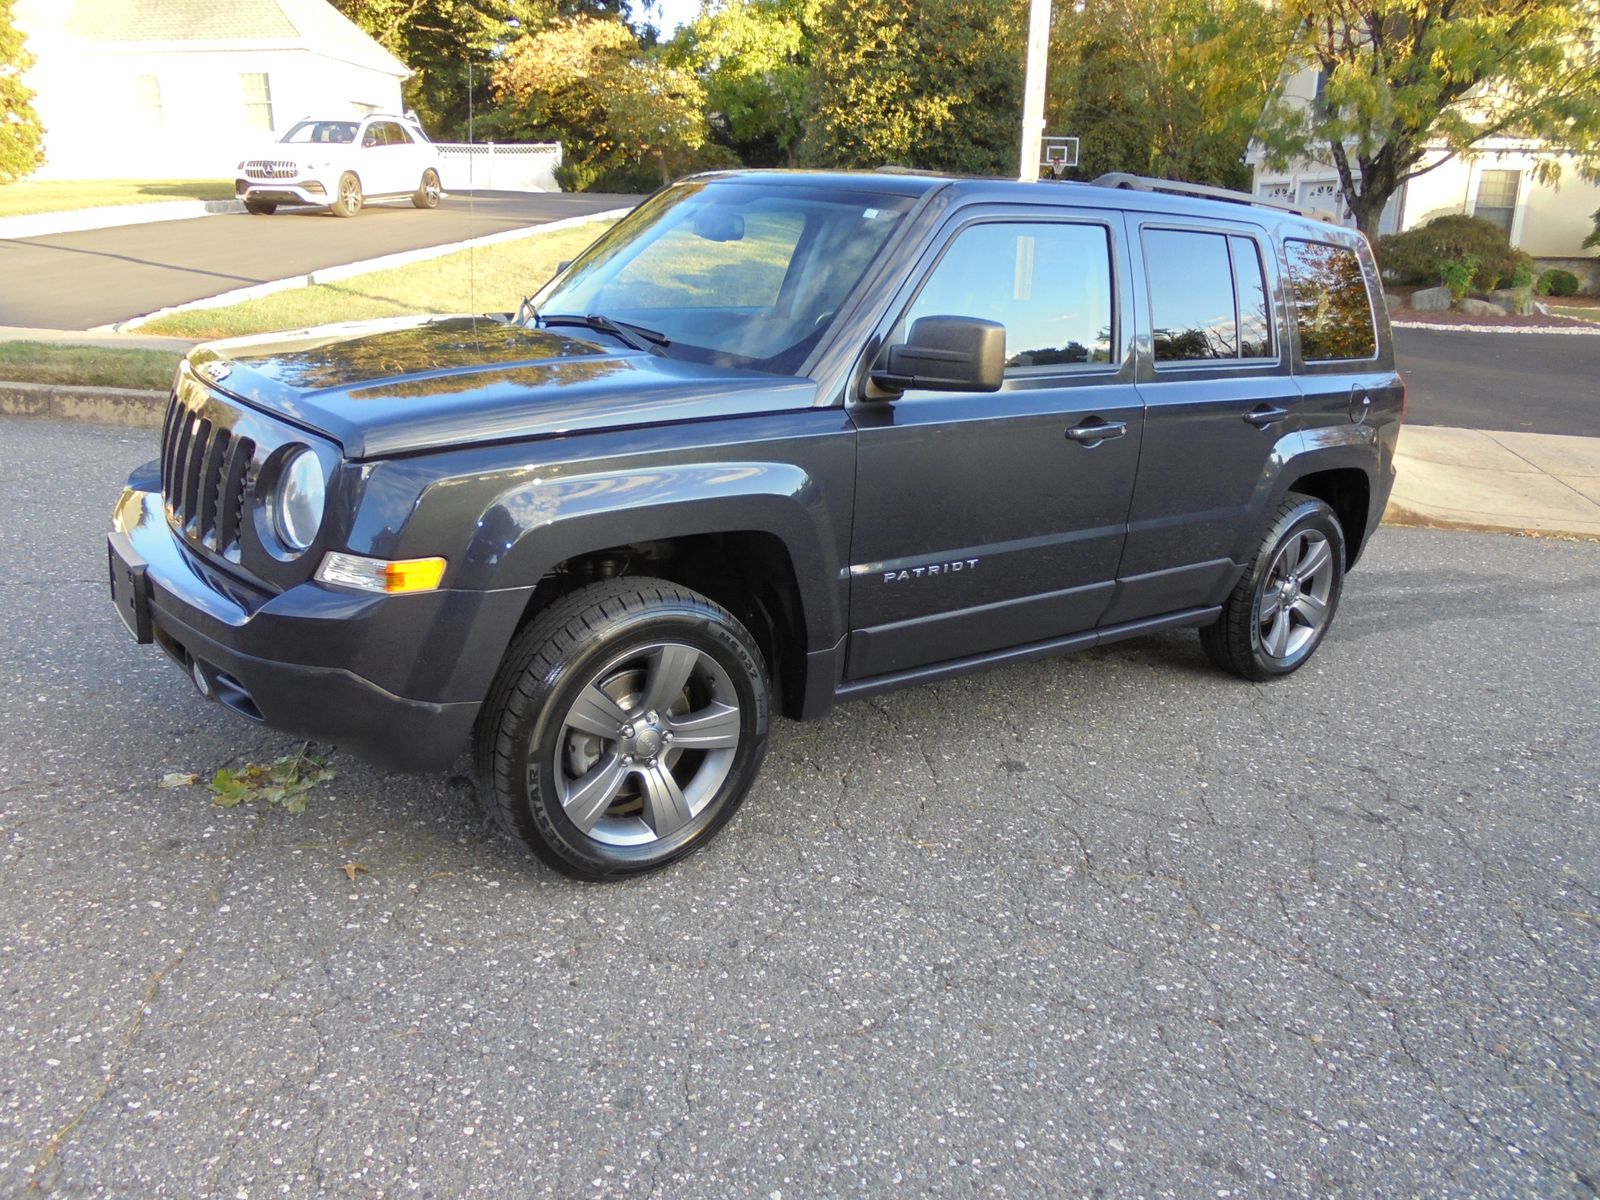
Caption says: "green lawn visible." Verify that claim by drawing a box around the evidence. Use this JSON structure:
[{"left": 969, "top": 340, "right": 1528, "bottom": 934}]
[
  {"left": 1544, "top": 298, "right": 1600, "bottom": 324},
  {"left": 0, "top": 179, "right": 236, "bottom": 219},
  {"left": 142, "top": 218, "right": 620, "bottom": 341},
  {"left": 0, "top": 342, "right": 183, "bottom": 390}
]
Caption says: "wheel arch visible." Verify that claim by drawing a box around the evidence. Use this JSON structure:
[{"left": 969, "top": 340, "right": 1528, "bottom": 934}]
[{"left": 1283, "top": 464, "right": 1371, "bottom": 568}]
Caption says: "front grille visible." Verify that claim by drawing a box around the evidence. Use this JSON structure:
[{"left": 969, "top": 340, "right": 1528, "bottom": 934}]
[
  {"left": 244, "top": 160, "right": 298, "bottom": 180},
  {"left": 160, "top": 394, "right": 256, "bottom": 559}
]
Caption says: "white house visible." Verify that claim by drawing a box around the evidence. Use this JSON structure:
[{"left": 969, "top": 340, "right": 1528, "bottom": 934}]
[
  {"left": 14, "top": 0, "right": 411, "bottom": 180},
  {"left": 1250, "top": 64, "right": 1600, "bottom": 288}
]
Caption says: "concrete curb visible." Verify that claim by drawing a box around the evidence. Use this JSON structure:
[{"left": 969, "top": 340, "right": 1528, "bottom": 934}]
[
  {"left": 105, "top": 206, "right": 630, "bottom": 334},
  {"left": 1392, "top": 319, "right": 1600, "bottom": 336},
  {"left": 0, "top": 198, "right": 246, "bottom": 241},
  {"left": 1, "top": 381, "right": 166, "bottom": 427}
]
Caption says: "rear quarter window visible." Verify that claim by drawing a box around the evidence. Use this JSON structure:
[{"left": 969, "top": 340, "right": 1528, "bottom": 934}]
[{"left": 1285, "top": 239, "right": 1376, "bottom": 361}]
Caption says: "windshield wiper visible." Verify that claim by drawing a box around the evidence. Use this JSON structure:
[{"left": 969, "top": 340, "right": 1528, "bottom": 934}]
[{"left": 542, "top": 313, "right": 669, "bottom": 355}]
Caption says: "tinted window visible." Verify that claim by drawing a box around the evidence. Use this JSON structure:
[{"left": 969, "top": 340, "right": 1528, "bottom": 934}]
[
  {"left": 1286, "top": 239, "right": 1376, "bottom": 360},
  {"left": 1231, "top": 236, "right": 1273, "bottom": 358},
  {"left": 1145, "top": 229, "right": 1237, "bottom": 361},
  {"left": 384, "top": 122, "right": 412, "bottom": 145},
  {"left": 906, "top": 222, "right": 1114, "bottom": 370}
]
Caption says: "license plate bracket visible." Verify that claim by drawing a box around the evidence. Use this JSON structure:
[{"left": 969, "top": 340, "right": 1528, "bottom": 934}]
[{"left": 108, "top": 531, "right": 153, "bottom": 644}]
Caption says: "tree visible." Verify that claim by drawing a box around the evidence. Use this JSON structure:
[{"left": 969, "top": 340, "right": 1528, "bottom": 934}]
[
  {"left": 0, "top": 0, "right": 44, "bottom": 183},
  {"left": 801, "top": 0, "right": 1024, "bottom": 175},
  {"left": 1045, "top": 0, "right": 1280, "bottom": 189},
  {"left": 665, "top": 0, "right": 821, "bottom": 166},
  {"left": 1253, "top": 0, "right": 1600, "bottom": 237},
  {"left": 494, "top": 15, "right": 718, "bottom": 190}
]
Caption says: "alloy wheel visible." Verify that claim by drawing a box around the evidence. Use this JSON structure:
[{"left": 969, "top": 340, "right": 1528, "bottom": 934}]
[{"left": 1257, "top": 529, "right": 1335, "bottom": 661}]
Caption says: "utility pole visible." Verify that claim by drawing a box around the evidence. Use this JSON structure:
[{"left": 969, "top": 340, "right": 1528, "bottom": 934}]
[{"left": 1018, "top": 0, "right": 1051, "bottom": 182}]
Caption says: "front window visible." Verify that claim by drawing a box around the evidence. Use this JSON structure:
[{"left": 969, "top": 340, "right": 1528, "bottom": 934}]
[
  {"left": 533, "top": 179, "right": 916, "bottom": 374},
  {"left": 280, "top": 120, "right": 358, "bottom": 145}
]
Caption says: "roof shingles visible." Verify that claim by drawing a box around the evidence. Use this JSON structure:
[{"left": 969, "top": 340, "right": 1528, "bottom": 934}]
[{"left": 67, "top": 0, "right": 300, "bottom": 41}]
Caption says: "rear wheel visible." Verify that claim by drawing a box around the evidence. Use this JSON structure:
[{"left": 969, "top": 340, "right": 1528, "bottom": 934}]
[
  {"left": 1200, "top": 494, "right": 1345, "bottom": 680},
  {"left": 412, "top": 169, "right": 441, "bottom": 209},
  {"left": 329, "top": 172, "right": 362, "bottom": 217},
  {"left": 475, "top": 579, "right": 770, "bottom": 879},
  {"left": 243, "top": 200, "right": 277, "bottom": 215}
]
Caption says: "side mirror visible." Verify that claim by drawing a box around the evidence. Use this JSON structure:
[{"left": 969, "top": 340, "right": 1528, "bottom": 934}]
[
  {"left": 556, "top": 259, "right": 572, "bottom": 273},
  {"left": 870, "top": 316, "right": 1005, "bottom": 394}
]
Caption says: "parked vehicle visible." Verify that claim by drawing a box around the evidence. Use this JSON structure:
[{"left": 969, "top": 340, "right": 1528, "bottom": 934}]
[
  {"left": 108, "top": 170, "right": 1402, "bottom": 878},
  {"left": 235, "top": 113, "right": 441, "bottom": 217}
]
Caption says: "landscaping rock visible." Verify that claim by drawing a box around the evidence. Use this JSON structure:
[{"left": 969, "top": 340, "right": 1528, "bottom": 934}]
[
  {"left": 1457, "top": 298, "right": 1505, "bottom": 318},
  {"left": 1488, "top": 287, "right": 1536, "bottom": 316},
  {"left": 1411, "top": 285, "right": 1453, "bottom": 311}
]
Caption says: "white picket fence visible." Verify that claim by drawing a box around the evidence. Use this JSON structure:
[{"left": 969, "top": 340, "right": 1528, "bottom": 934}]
[{"left": 434, "top": 142, "right": 563, "bottom": 193}]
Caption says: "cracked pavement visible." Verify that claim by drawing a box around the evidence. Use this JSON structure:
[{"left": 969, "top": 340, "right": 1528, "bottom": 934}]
[{"left": 2, "top": 420, "right": 1598, "bottom": 1198}]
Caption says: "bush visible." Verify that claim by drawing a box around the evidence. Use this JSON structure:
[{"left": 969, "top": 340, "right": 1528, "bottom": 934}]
[
  {"left": 1539, "top": 268, "right": 1581, "bottom": 297},
  {"left": 1440, "top": 255, "right": 1478, "bottom": 305},
  {"left": 1376, "top": 214, "right": 1534, "bottom": 291}
]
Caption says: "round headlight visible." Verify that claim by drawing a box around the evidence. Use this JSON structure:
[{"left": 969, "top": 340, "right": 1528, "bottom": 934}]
[{"left": 274, "top": 448, "right": 325, "bottom": 551}]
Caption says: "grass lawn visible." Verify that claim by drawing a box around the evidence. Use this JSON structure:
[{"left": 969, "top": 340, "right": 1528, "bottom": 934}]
[
  {"left": 0, "top": 179, "right": 236, "bottom": 219},
  {"left": 142, "top": 217, "right": 621, "bottom": 341},
  {"left": 0, "top": 342, "right": 182, "bottom": 391},
  {"left": 1544, "top": 297, "right": 1600, "bottom": 324}
]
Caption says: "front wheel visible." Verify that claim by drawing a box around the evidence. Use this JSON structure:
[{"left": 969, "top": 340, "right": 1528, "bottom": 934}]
[
  {"left": 412, "top": 169, "right": 441, "bottom": 209},
  {"left": 475, "top": 579, "right": 770, "bottom": 879},
  {"left": 329, "top": 172, "right": 362, "bottom": 217},
  {"left": 1200, "top": 494, "right": 1346, "bottom": 680}
]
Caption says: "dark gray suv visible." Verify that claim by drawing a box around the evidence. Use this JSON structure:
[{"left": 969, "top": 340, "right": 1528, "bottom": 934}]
[{"left": 108, "top": 169, "right": 1403, "bottom": 878}]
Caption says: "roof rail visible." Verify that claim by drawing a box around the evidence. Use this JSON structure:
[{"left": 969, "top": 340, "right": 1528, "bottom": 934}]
[{"left": 1090, "top": 172, "right": 1309, "bottom": 217}]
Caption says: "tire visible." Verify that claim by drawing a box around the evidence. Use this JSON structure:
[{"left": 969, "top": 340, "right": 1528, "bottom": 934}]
[
  {"left": 244, "top": 200, "right": 277, "bottom": 215},
  {"left": 1200, "top": 493, "right": 1346, "bottom": 680},
  {"left": 329, "top": 172, "right": 363, "bottom": 217},
  {"left": 412, "top": 169, "right": 441, "bottom": 209},
  {"left": 475, "top": 578, "right": 771, "bottom": 880}
]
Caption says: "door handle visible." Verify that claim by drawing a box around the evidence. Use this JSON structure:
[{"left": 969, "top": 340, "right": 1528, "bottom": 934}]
[
  {"left": 1066, "top": 419, "right": 1127, "bottom": 444},
  {"left": 1244, "top": 406, "right": 1289, "bottom": 428}
]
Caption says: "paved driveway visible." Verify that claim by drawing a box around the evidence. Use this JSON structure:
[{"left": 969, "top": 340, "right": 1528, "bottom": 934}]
[
  {"left": 3, "top": 421, "right": 1598, "bottom": 1197},
  {"left": 1394, "top": 326, "right": 1600, "bottom": 437},
  {"left": 0, "top": 192, "right": 637, "bottom": 331}
]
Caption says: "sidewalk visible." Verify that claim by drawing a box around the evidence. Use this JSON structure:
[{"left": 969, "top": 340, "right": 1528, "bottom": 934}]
[
  {"left": 1389, "top": 426, "right": 1600, "bottom": 538},
  {"left": 0, "top": 198, "right": 244, "bottom": 241},
  {"left": 0, "top": 325, "right": 199, "bottom": 352}
]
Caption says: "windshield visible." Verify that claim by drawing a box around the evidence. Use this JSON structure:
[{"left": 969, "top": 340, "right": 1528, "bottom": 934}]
[
  {"left": 280, "top": 120, "right": 358, "bottom": 145},
  {"left": 533, "top": 178, "right": 916, "bottom": 374}
]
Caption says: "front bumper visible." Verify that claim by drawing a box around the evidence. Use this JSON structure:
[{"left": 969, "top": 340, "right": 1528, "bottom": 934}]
[
  {"left": 235, "top": 178, "right": 329, "bottom": 207},
  {"left": 109, "top": 478, "right": 527, "bottom": 773}
]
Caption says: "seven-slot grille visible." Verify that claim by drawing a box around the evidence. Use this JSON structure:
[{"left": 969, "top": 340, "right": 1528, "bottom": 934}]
[
  {"left": 243, "top": 160, "right": 298, "bottom": 180},
  {"left": 160, "top": 394, "right": 256, "bottom": 558}
]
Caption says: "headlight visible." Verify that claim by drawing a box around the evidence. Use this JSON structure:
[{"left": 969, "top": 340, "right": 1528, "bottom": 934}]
[{"left": 273, "top": 448, "right": 325, "bottom": 551}]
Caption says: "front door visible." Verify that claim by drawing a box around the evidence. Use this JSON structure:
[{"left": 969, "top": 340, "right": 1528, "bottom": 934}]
[{"left": 847, "top": 212, "right": 1143, "bottom": 680}]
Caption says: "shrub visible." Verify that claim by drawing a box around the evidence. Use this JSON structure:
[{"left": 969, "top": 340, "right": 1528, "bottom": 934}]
[
  {"left": 1377, "top": 214, "right": 1534, "bottom": 291},
  {"left": 1509, "top": 260, "right": 1535, "bottom": 290},
  {"left": 1540, "top": 268, "right": 1581, "bottom": 297},
  {"left": 1440, "top": 255, "right": 1478, "bottom": 306}
]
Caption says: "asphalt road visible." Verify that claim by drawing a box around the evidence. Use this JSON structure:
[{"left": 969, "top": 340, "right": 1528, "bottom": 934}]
[
  {"left": 0, "top": 192, "right": 637, "bottom": 331},
  {"left": 4, "top": 421, "right": 1599, "bottom": 1198},
  {"left": 1394, "top": 326, "right": 1600, "bottom": 437}
]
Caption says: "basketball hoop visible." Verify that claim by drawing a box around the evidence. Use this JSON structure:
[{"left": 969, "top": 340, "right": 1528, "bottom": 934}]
[{"left": 1041, "top": 136, "right": 1080, "bottom": 179}]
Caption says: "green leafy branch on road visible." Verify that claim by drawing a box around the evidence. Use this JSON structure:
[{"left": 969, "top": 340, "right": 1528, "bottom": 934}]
[{"left": 161, "top": 745, "right": 335, "bottom": 813}]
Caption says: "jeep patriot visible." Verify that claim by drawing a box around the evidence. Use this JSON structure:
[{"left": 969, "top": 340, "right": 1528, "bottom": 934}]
[{"left": 107, "top": 170, "right": 1403, "bottom": 878}]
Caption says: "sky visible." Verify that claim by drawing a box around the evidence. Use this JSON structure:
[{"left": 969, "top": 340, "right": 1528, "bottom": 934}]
[{"left": 632, "top": 0, "right": 702, "bottom": 35}]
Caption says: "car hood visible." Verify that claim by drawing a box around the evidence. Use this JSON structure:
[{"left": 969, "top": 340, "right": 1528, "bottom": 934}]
[{"left": 190, "top": 316, "right": 819, "bottom": 459}]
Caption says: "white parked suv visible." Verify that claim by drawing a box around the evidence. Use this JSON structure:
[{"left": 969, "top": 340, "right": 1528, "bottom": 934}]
[{"left": 236, "top": 114, "right": 444, "bottom": 217}]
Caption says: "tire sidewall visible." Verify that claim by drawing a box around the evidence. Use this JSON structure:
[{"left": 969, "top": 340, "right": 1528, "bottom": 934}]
[
  {"left": 1243, "top": 501, "right": 1345, "bottom": 677},
  {"left": 510, "top": 603, "right": 769, "bottom": 877},
  {"left": 332, "top": 173, "right": 361, "bottom": 217},
  {"left": 417, "top": 170, "right": 440, "bottom": 208}
]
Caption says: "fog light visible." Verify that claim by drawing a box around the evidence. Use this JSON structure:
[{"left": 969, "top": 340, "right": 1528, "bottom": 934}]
[{"left": 316, "top": 551, "right": 447, "bottom": 594}]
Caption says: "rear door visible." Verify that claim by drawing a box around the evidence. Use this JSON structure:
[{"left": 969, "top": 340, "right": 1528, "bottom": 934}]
[
  {"left": 1106, "top": 220, "right": 1300, "bottom": 625},
  {"left": 846, "top": 207, "right": 1144, "bottom": 679}
]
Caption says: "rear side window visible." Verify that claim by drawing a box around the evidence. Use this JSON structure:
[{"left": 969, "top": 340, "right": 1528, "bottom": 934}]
[
  {"left": 1144, "top": 229, "right": 1276, "bottom": 363},
  {"left": 906, "top": 221, "right": 1115, "bottom": 371},
  {"left": 1285, "top": 239, "right": 1376, "bottom": 361}
]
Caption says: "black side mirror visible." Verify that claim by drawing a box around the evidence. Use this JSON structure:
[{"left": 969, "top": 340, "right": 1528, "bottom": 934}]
[
  {"left": 870, "top": 316, "right": 1006, "bottom": 394},
  {"left": 556, "top": 259, "right": 572, "bottom": 272}
]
